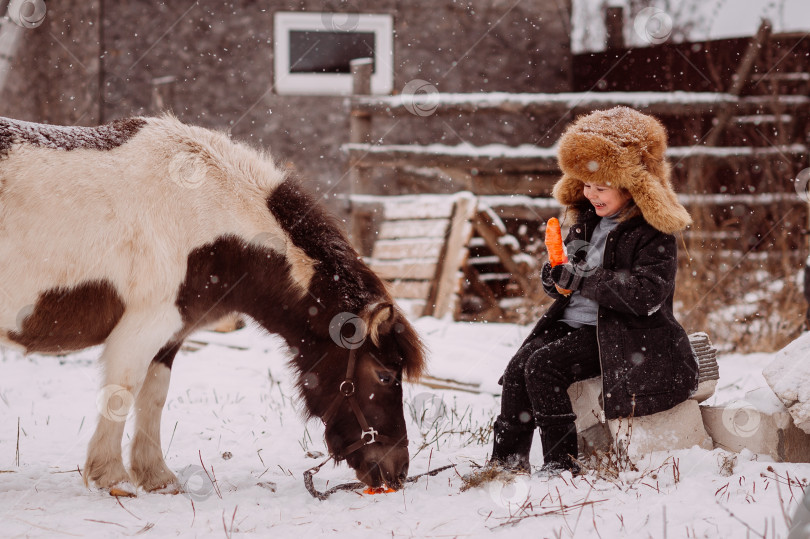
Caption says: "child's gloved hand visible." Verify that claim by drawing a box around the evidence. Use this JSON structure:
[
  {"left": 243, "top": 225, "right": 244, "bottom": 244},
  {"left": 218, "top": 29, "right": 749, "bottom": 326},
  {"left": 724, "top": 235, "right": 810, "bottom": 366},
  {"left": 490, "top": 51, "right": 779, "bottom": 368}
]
[{"left": 550, "top": 262, "right": 585, "bottom": 292}]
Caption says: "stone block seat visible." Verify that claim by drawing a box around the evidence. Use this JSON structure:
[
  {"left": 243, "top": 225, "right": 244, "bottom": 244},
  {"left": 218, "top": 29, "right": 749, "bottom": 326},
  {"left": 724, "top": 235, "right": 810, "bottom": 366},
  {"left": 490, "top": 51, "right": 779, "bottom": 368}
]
[{"left": 568, "top": 332, "right": 718, "bottom": 461}]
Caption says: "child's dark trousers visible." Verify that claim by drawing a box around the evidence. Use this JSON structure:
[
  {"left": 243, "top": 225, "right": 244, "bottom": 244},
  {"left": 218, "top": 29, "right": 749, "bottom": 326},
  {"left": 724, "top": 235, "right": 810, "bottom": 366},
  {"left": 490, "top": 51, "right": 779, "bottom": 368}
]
[{"left": 492, "top": 321, "right": 602, "bottom": 471}]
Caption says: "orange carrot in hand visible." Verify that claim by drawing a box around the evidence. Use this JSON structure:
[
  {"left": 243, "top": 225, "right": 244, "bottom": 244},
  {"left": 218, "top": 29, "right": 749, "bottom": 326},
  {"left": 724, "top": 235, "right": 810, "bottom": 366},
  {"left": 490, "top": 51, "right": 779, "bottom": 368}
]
[
  {"left": 544, "top": 217, "right": 568, "bottom": 267},
  {"left": 544, "top": 217, "right": 571, "bottom": 296}
]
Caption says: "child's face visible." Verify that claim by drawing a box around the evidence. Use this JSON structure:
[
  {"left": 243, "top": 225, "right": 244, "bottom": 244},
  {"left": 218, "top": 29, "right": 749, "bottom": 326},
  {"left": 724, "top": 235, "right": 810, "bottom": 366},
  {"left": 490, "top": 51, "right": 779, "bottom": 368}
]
[{"left": 583, "top": 183, "right": 632, "bottom": 217}]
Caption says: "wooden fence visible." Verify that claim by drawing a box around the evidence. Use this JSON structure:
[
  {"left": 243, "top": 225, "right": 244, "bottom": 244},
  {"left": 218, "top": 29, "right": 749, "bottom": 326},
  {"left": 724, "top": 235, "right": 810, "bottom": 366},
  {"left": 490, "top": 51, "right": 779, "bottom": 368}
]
[{"left": 342, "top": 28, "right": 810, "bottom": 322}]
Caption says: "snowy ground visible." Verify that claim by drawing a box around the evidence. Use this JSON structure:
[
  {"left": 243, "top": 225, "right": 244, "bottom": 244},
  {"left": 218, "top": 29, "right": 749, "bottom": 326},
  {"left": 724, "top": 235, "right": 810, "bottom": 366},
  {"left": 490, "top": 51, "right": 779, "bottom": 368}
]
[{"left": 1, "top": 318, "right": 808, "bottom": 538}]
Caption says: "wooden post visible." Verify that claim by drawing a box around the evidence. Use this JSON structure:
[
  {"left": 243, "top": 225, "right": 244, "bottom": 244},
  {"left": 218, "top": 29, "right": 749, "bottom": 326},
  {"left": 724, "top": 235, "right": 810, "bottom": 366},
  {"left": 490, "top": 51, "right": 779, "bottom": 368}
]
[
  {"left": 604, "top": 6, "right": 625, "bottom": 50},
  {"left": 349, "top": 57, "right": 374, "bottom": 251},
  {"left": 426, "top": 192, "right": 477, "bottom": 318}
]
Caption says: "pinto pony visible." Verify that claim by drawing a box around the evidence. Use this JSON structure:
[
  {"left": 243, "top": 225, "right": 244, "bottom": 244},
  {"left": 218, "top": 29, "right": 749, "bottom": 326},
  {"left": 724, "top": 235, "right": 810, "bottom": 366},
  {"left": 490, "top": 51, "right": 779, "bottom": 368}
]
[{"left": 0, "top": 115, "right": 425, "bottom": 495}]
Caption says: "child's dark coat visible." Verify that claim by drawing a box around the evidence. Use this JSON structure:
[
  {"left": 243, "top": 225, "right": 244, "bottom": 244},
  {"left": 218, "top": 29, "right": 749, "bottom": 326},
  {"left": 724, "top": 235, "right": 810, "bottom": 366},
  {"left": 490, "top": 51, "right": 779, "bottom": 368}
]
[{"left": 532, "top": 205, "right": 698, "bottom": 420}]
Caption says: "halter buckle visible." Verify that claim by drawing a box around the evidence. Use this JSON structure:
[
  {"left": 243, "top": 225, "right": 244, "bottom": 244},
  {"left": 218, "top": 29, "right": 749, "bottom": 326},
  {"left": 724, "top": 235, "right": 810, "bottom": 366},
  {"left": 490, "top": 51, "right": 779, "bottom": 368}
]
[
  {"left": 361, "top": 427, "right": 378, "bottom": 444},
  {"left": 339, "top": 380, "right": 355, "bottom": 396}
]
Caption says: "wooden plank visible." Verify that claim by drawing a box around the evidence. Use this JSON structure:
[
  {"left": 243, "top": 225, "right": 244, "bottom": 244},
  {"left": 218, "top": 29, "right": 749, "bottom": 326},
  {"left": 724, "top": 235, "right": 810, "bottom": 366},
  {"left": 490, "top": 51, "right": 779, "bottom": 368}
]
[
  {"left": 381, "top": 199, "right": 456, "bottom": 220},
  {"left": 372, "top": 238, "right": 446, "bottom": 259},
  {"left": 349, "top": 196, "right": 455, "bottom": 219},
  {"left": 427, "top": 193, "right": 478, "bottom": 318},
  {"left": 481, "top": 195, "right": 562, "bottom": 220},
  {"left": 379, "top": 219, "right": 450, "bottom": 239},
  {"left": 349, "top": 92, "right": 810, "bottom": 120},
  {"left": 472, "top": 207, "right": 535, "bottom": 296},
  {"left": 346, "top": 144, "right": 560, "bottom": 174},
  {"left": 463, "top": 264, "right": 504, "bottom": 316},
  {"left": 396, "top": 168, "right": 558, "bottom": 197},
  {"left": 467, "top": 174, "right": 559, "bottom": 196},
  {"left": 348, "top": 59, "right": 373, "bottom": 245},
  {"left": 479, "top": 272, "right": 514, "bottom": 282},
  {"left": 349, "top": 92, "right": 744, "bottom": 118},
  {"left": 386, "top": 280, "right": 432, "bottom": 299},
  {"left": 346, "top": 142, "right": 808, "bottom": 175},
  {"left": 368, "top": 259, "right": 438, "bottom": 280}
]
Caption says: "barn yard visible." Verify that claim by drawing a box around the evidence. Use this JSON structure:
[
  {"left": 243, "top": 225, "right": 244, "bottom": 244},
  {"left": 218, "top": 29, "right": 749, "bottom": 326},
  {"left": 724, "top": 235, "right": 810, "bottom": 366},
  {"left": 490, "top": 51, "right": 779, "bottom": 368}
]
[{"left": 1, "top": 319, "right": 808, "bottom": 538}]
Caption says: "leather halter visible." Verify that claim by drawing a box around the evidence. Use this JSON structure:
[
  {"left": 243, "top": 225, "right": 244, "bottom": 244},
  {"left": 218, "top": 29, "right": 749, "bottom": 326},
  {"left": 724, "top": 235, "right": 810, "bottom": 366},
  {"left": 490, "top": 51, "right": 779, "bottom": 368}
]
[{"left": 320, "top": 347, "right": 405, "bottom": 459}]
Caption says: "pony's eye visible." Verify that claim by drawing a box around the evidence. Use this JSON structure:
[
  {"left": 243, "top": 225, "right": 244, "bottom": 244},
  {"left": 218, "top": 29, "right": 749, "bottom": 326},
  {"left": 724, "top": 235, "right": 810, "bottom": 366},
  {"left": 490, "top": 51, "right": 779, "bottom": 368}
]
[{"left": 376, "top": 371, "right": 394, "bottom": 385}]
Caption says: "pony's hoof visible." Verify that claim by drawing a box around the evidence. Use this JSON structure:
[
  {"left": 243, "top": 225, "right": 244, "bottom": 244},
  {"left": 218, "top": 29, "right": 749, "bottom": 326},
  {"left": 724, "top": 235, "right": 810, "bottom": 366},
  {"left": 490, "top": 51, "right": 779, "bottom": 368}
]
[
  {"left": 108, "top": 481, "right": 137, "bottom": 497},
  {"left": 133, "top": 467, "right": 180, "bottom": 493},
  {"left": 150, "top": 481, "right": 182, "bottom": 495}
]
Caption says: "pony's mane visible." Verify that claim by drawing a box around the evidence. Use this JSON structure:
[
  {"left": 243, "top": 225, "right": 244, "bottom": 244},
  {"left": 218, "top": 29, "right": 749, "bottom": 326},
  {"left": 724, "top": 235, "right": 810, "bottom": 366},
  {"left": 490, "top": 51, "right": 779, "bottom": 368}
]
[{"left": 152, "top": 113, "right": 287, "bottom": 196}]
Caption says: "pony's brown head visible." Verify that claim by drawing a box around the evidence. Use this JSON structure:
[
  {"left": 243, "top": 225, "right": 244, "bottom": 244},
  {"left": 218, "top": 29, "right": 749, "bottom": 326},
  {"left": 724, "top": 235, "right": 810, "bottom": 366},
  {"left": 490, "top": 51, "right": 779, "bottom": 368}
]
[{"left": 297, "top": 302, "right": 425, "bottom": 490}]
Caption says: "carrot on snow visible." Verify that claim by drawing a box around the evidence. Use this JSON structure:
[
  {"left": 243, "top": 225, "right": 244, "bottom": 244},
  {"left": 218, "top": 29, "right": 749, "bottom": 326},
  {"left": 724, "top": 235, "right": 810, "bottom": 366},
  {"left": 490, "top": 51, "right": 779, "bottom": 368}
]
[{"left": 363, "top": 486, "right": 396, "bottom": 495}]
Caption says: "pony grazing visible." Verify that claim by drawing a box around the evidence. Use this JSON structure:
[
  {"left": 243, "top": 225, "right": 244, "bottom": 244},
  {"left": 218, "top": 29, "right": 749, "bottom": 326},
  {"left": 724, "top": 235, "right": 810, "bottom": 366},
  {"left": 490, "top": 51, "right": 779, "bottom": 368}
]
[{"left": 0, "top": 115, "right": 425, "bottom": 495}]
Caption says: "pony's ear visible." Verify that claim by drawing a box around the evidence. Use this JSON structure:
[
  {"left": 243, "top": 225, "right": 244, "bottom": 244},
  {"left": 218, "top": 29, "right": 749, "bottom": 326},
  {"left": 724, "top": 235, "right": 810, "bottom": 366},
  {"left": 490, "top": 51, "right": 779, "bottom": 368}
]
[
  {"left": 367, "top": 302, "right": 395, "bottom": 347},
  {"left": 365, "top": 302, "right": 426, "bottom": 380}
]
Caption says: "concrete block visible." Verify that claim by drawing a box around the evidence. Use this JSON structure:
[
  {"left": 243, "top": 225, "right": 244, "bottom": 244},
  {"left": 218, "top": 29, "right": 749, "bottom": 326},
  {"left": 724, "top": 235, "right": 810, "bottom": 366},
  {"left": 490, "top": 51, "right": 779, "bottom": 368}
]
[
  {"left": 569, "top": 379, "right": 713, "bottom": 459},
  {"left": 700, "top": 387, "right": 810, "bottom": 463},
  {"left": 568, "top": 377, "right": 604, "bottom": 433},
  {"left": 608, "top": 399, "right": 713, "bottom": 461}
]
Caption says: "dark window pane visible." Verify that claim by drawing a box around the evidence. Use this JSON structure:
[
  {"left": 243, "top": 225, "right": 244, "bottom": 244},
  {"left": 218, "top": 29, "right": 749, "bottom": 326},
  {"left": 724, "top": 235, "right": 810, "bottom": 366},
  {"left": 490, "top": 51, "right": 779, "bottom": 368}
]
[{"left": 289, "top": 30, "right": 376, "bottom": 73}]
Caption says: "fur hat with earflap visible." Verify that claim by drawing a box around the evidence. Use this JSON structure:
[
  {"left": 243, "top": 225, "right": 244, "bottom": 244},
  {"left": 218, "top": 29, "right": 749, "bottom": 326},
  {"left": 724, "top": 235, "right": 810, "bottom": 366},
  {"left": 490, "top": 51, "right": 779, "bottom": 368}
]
[{"left": 552, "top": 106, "right": 692, "bottom": 234}]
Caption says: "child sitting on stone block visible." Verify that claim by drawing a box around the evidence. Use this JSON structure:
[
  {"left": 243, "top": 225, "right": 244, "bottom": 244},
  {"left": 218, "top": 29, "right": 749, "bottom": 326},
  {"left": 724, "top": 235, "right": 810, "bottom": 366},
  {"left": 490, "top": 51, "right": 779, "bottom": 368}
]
[{"left": 490, "top": 107, "right": 699, "bottom": 475}]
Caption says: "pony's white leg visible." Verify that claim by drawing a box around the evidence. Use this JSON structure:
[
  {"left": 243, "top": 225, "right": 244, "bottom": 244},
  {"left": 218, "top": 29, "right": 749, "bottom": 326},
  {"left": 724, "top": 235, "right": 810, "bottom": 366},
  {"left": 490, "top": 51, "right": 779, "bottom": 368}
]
[
  {"left": 84, "top": 307, "right": 183, "bottom": 493},
  {"left": 131, "top": 351, "right": 181, "bottom": 492}
]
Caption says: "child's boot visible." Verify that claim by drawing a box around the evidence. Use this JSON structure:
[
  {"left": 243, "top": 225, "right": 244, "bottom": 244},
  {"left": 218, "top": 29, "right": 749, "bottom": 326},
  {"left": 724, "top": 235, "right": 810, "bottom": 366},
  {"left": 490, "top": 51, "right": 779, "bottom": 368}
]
[
  {"left": 489, "top": 416, "right": 533, "bottom": 472},
  {"left": 538, "top": 422, "right": 581, "bottom": 476}
]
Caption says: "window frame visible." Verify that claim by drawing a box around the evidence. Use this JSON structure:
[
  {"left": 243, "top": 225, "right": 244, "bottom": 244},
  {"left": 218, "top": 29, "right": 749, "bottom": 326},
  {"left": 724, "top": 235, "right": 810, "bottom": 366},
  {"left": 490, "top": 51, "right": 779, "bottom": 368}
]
[{"left": 273, "top": 11, "right": 393, "bottom": 96}]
